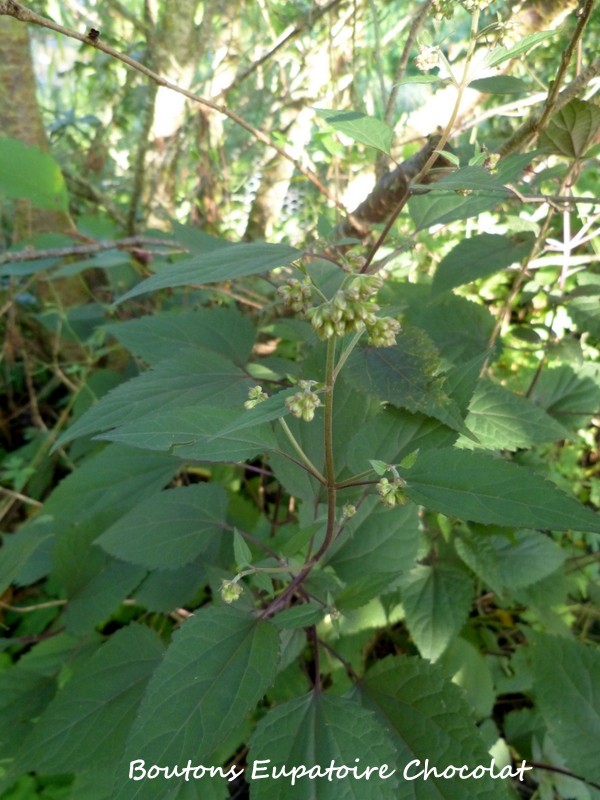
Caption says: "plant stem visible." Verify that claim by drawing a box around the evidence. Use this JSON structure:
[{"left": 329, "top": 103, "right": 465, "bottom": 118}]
[
  {"left": 311, "top": 337, "right": 338, "bottom": 562},
  {"left": 277, "top": 418, "right": 327, "bottom": 484}
]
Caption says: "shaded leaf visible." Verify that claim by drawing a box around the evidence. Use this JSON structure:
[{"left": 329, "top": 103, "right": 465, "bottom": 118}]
[
  {"left": 247, "top": 692, "right": 398, "bottom": 799},
  {"left": 459, "top": 380, "right": 570, "bottom": 450},
  {"left": 530, "top": 634, "right": 600, "bottom": 783},
  {"left": 357, "top": 656, "right": 512, "bottom": 800},
  {"left": 97, "top": 484, "right": 228, "bottom": 569},
  {"left": 455, "top": 528, "right": 565, "bottom": 595},
  {"left": 402, "top": 563, "right": 473, "bottom": 662},
  {"left": 117, "top": 242, "right": 301, "bottom": 303},
  {"left": 399, "top": 448, "right": 600, "bottom": 533},
  {"left": 346, "top": 329, "right": 473, "bottom": 438},
  {"left": 432, "top": 233, "right": 535, "bottom": 295},
  {"left": 103, "top": 306, "right": 256, "bottom": 366},
  {"left": 56, "top": 348, "right": 253, "bottom": 447},
  {"left": 15, "top": 625, "right": 164, "bottom": 774},
  {"left": 114, "top": 606, "right": 279, "bottom": 800},
  {"left": 96, "top": 404, "right": 278, "bottom": 462}
]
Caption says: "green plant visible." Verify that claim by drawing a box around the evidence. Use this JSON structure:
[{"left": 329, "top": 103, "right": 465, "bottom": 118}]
[{"left": 1, "top": 1, "right": 600, "bottom": 799}]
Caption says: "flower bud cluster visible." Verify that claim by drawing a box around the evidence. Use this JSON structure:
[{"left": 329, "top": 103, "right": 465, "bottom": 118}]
[
  {"left": 220, "top": 579, "right": 243, "bottom": 603},
  {"left": 376, "top": 477, "right": 408, "bottom": 508},
  {"left": 285, "top": 380, "right": 322, "bottom": 422},
  {"left": 277, "top": 278, "right": 313, "bottom": 313},
  {"left": 307, "top": 275, "right": 396, "bottom": 343},
  {"left": 367, "top": 316, "right": 402, "bottom": 347},
  {"left": 415, "top": 44, "right": 440, "bottom": 71},
  {"left": 244, "top": 385, "right": 269, "bottom": 410}
]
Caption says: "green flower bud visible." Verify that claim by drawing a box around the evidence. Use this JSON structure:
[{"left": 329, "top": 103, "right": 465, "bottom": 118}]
[
  {"left": 244, "top": 385, "right": 269, "bottom": 409},
  {"left": 220, "top": 579, "right": 243, "bottom": 603}
]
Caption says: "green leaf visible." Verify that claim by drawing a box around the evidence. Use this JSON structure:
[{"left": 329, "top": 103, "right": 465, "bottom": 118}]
[
  {"left": 422, "top": 166, "right": 510, "bottom": 193},
  {"left": 409, "top": 190, "right": 501, "bottom": 229},
  {"left": 96, "top": 404, "right": 278, "bottom": 462},
  {"left": 64, "top": 558, "right": 147, "bottom": 635},
  {"left": 357, "top": 656, "right": 513, "bottom": 800},
  {"left": 530, "top": 634, "right": 600, "bottom": 783},
  {"left": 116, "top": 242, "right": 301, "bottom": 303},
  {"left": 97, "top": 484, "right": 228, "bottom": 569},
  {"left": 437, "top": 639, "right": 495, "bottom": 721},
  {"left": 56, "top": 348, "right": 253, "bottom": 447},
  {"left": 469, "top": 76, "right": 529, "bottom": 94},
  {"left": 539, "top": 98, "right": 600, "bottom": 159},
  {"left": 42, "top": 444, "right": 179, "bottom": 525},
  {"left": 316, "top": 109, "right": 394, "bottom": 154},
  {"left": 134, "top": 564, "right": 205, "bottom": 612},
  {"left": 0, "top": 668, "right": 56, "bottom": 760},
  {"left": 114, "top": 606, "right": 280, "bottom": 800},
  {"left": 233, "top": 529, "right": 253, "bottom": 568},
  {"left": 103, "top": 306, "right": 256, "bottom": 366},
  {"left": 0, "top": 136, "right": 69, "bottom": 211},
  {"left": 399, "top": 448, "right": 600, "bottom": 532},
  {"left": 271, "top": 602, "right": 327, "bottom": 630},
  {"left": 486, "top": 31, "right": 555, "bottom": 68},
  {"left": 458, "top": 380, "right": 570, "bottom": 450},
  {"left": 327, "top": 499, "right": 420, "bottom": 609},
  {"left": 402, "top": 563, "right": 473, "bottom": 662},
  {"left": 247, "top": 692, "right": 398, "bottom": 799},
  {"left": 346, "top": 406, "right": 457, "bottom": 475},
  {"left": 15, "top": 625, "right": 164, "bottom": 774},
  {"left": 528, "top": 365, "right": 600, "bottom": 431},
  {"left": 455, "top": 528, "right": 565, "bottom": 595},
  {"left": 432, "top": 233, "right": 535, "bottom": 295},
  {"left": 346, "top": 329, "right": 473, "bottom": 438}
]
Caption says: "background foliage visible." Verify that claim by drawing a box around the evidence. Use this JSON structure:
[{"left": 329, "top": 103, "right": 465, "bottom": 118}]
[{"left": 1, "top": 0, "right": 599, "bottom": 798}]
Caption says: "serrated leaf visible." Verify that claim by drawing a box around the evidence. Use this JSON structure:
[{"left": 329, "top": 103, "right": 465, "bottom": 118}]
[
  {"left": 328, "top": 500, "right": 419, "bottom": 611},
  {"left": 233, "top": 529, "right": 253, "bottom": 568},
  {"left": 346, "top": 329, "right": 473, "bottom": 438},
  {"left": 97, "top": 484, "right": 228, "bottom": 569},
  {"left": 402, "top": 563, "right": 473, "bottom": 662},
  {"left": 114, "top": 606, "right": 279, "bottom": 800},
  {"left": 56, "top": 348, "right": 253, "bottom": 448},
  {"left": 455, "top": 529, "right": 565, "bottom": 595},
  {"left": 357, "top": 656, "right": 512, "bottom": 800},
  {"left": 116, "top": 242, "right": 301, "bottom": 303},
  {"left": 103, "top": 306, "right": 256, "bottom": 366},
  {"left": 399, "top": 448, "right": 600, "bottom": 533},
  {"left": 486, "top": 31, "right": 554, "bottom": 68},
  {"left": 432, "top": 233, "right": 534, "bottom": 295},
  {"left": 271, "top": 602, "right": 326, "bottom": 630},
  {"left": 0, "top": 136, "right": 69, "bottom": 210},
  {"left": 437, "top": 639, "right": 495, "bottom": 721},
  {"left": 423, "top": 166, "right": 510, "bottom": 193},
  {"left": 247, "top": 692, "right": 398, "bottom": 799},
  {"left": 528, "top": 365, "right": 600, "bottom": 431},
  {"left": 539, "top": 98, "right": 600, "bottom": 158},
  {"left": 64, "top": 558, "right": 147, "bottom": 635},
  {"left": 530, "top": 634, "right": 600, "bottom": 783},
  {"left": 15, "top": 625, "right": 164, "bottom": 775},
  {"left": 409, "top": 190, "right": 501, "bottom": 229},
  {"left": 459, "top": 380, "right": 570, "bottom": 450},
  {"left": 0, "top": 668, "right": 56, "bottom": 759},
  {"left": 369, "top": 459, "right": 389, "bottom": 476},
  {"left": 316, "top": 109, "right": 394, "bottom": 154},
  {"left": 469, "top": 76, "right": 529, "bottom": 94},
  {"left": 96, "top": 404, "right": 278, "bottom": 462}
]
